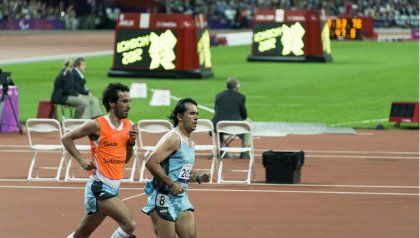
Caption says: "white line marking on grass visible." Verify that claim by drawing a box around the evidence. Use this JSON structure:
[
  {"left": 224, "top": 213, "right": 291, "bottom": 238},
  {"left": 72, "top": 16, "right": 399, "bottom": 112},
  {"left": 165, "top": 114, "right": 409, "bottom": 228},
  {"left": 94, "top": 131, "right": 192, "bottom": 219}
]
[
  {"left": 149, "top": 88, "right": 215, "bottom": 113},
  {"left": 170, "top": 93, "right": 215, "bottom": 113}
]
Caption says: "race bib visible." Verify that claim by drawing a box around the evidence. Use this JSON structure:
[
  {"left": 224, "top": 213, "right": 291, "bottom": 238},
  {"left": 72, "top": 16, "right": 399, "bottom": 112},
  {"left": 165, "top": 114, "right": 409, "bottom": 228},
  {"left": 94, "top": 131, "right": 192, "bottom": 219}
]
[
  {"left": 156, "top": 193, "right": 169, "bottom": 208},
  {"left": 155, "top": 192, "right": 175, "bottom": 221},
  {"left": 177, "top": 164, "right": 193, "bottom": 183}
]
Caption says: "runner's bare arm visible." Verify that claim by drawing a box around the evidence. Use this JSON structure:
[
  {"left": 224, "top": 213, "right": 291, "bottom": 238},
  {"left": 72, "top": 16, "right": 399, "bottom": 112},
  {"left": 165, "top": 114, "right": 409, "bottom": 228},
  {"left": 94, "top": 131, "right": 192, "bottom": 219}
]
[
  {"left": 145, "top": 133, "right": 184, "bottom": 194},
  {"left": 61, "top": 119, "right": 99, "bottom": 171}
]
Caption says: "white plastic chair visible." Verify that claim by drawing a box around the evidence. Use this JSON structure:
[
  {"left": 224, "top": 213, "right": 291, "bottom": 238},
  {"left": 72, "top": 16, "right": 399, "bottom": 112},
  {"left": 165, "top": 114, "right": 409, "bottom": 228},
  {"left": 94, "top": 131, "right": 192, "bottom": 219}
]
[
  {"left": 26, "top": 118, "right": 65, "bottom": 181},
  {"left": 62, "top": 119, "right": 90, "bottom": 182},
  {"left": 137, "top": 119, "right": 173, "bottom": 182},
  {"left": 122, "top": 120, "right": 141, "bottom": 183},
  {"left": 216, "top": 120, "right": 255, "bottom": 184},
  {"left": 191, "top": 119, "right": 217, "bottom": 183}
]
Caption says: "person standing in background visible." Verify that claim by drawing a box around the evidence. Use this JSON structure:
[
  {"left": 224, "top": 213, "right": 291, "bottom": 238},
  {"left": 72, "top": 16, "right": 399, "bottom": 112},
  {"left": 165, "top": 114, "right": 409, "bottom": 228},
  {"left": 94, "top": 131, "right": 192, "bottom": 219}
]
[
  {"left": 72, "top": 57, "right": 103, "bottom": 119},
  {"left": 62, "top": 83, "right": 138, "bottom": 238},
  {"left": 212, "top": 77, "right": 251, "bottom": 159}
]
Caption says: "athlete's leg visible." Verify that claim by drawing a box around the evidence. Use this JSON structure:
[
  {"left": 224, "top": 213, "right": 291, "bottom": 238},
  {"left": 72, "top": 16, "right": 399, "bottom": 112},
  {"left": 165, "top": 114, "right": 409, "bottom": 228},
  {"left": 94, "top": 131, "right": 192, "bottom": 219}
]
[
  {"left": 175, "top": 211, "right": 197, "bottom": 238},
  {"left": 97, "top": 197, "right": 136, "bottom": 235},
  {"left": 150, "top": 210, "right": 177, "bottom": 238},
  {"left": 72, "top": 211, "right": 107, "bottom": 238}
]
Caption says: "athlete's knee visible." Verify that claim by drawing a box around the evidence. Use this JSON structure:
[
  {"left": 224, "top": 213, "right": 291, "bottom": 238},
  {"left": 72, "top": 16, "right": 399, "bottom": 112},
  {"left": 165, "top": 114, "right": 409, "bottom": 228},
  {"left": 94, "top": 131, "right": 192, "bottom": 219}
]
[
  {"left": 184, "top": 230, "right": 197, "bottom": 238},
  {"left": 73, "top": 230, "right": 92, "bottom": 238},
  {"left": 121, "top": 218, "right": 136, "bottom": 234}
]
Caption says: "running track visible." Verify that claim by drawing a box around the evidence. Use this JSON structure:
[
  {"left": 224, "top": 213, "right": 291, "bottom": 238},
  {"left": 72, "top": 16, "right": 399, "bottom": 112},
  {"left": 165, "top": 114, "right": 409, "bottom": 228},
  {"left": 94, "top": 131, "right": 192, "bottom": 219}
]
[{"left": 0, "top": 31, "right": 418, "bottom": 238}]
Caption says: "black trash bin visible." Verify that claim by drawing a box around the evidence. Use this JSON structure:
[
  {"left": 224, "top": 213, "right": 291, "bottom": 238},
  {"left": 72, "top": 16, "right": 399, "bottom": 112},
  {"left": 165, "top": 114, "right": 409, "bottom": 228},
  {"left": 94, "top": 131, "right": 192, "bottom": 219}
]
[{"left": 262, "top": 150, "right": 305, "bottom": 184}]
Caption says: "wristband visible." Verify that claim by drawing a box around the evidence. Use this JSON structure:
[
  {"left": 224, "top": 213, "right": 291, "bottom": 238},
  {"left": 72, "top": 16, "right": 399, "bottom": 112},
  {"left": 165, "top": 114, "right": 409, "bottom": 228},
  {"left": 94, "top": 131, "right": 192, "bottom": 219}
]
[
  {"left": 190, "top": 173, "right": 200, "bottom": 184},
  {"left": 128, "top": 142, "right": 135, "bottom": 147}
]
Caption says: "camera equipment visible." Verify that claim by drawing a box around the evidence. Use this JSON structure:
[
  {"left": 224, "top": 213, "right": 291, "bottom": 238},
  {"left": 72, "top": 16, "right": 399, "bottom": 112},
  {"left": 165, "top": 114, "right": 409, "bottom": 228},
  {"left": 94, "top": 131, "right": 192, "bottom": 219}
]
[
  {"left": 0, "top": 70, "right": 11, "bottom": 85},
  {"left": 0, "top": 69, "right": 22, "bottom": 134},
  {"left": 0, "top": 70, "right": 13, "bottom": 102}
]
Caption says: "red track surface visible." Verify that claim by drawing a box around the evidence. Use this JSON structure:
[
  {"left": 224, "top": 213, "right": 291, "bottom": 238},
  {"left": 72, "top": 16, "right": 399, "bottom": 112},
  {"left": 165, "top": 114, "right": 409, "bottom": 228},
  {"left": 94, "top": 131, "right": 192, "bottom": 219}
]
[{"left": 0, "top": 129, "right": 418, "bottom": 238}]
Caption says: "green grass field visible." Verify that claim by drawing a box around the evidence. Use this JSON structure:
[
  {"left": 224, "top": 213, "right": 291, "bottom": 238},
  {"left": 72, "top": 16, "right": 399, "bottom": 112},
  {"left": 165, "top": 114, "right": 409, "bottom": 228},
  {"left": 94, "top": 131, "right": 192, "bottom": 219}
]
[{"left": 2, "top": 40, "right": 419, "bottom": 129}]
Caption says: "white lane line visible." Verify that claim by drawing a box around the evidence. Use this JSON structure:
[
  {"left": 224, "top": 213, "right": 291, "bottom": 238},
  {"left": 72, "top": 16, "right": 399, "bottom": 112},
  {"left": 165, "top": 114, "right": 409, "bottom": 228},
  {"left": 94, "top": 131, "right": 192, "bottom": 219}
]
[
  {"left": 0, "top": 149, "right": 31, "bottom": 152},
  {"left": 189, "top": 188, "right": 419, "bottom": 196},
  {"left": 0, "top": 151, "right": 417, "bottom": 160},
  {"left": 1, "top": 148, "right": 418, "bottom": 158},
  {"left": 0, "top": 180, "right": 417, "bottom": 189},
  {"left": 122, "top": 193, "right": 146, "bottom": 202},
  {"left": 0, "top": 185, "right": 85, "bottom": 190},
  {"left": 1, "top": 146, "right": 417, "bottom": 156},
  {"left": 252, "top": 149, "right": 419, "bottom": 155},
  {"left": 0, "top": 150, "right": 417, "bottom": 160},
  {"left": 0, "top": 185, "right": 143, "bottom": 191},
  {"left": 0, "top": 185, "right": 417, "bottom": 197},
  {"left": 0, "top": 145, "right": 28, "bottom": 148},
  {"left": 237, "top": 183, "right": 420, "bottom": 189},
  {"left": 304, "top": 155, "right": 419, "bottom": 160}
]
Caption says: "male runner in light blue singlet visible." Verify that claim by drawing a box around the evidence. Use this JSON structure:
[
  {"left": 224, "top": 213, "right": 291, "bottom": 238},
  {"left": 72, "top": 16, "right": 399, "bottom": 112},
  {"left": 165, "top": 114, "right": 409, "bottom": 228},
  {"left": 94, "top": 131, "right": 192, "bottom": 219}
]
[{"left": 142, "top": 98, "right": 211, "bottom": 238}]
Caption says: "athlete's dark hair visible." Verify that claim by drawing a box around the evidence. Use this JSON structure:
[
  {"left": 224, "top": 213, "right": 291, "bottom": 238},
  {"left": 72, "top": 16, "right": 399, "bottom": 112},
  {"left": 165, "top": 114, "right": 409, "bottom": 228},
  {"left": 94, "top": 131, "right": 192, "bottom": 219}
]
[
  {"left": 168, "top": 98, "right": 197, "bottom": 126},
  {"left": 102, "top": 83, "right": 130, "bottom": 112}
]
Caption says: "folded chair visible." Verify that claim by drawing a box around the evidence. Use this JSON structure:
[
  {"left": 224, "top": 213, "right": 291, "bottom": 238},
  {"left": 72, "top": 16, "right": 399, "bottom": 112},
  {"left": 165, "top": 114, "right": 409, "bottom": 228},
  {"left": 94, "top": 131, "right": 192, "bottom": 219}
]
[
  {"left": 216, "top": 120, "right": 255, "bottom": 184},
  {"left": 191, "top": 119, "right": 217, "bottom": 183},
  {"left": 122, "top": 121, "right": 141, "bottom": 183},
  {"left": 137, "top": 119, "right": 173, "bottom": 182},
  {"left": 62, "top": 119, "right": 90, "bottom": 182},
  {"left": 26, "top": 118, "right": 65, "bottom": 181}
]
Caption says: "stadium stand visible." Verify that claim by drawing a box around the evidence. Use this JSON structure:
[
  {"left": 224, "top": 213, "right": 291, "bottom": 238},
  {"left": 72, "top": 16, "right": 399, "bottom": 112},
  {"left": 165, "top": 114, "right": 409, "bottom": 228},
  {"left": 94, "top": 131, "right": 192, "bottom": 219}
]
[{"left": 0, "top": 0, "right": 418, "bottom": 30}]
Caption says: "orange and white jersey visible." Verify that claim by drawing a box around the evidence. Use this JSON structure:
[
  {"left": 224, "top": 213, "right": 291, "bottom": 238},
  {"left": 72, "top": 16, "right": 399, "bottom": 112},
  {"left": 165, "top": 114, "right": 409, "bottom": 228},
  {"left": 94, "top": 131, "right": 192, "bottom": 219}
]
[{"left": 90, "top": 115, "right": 132, "bottom": 188}]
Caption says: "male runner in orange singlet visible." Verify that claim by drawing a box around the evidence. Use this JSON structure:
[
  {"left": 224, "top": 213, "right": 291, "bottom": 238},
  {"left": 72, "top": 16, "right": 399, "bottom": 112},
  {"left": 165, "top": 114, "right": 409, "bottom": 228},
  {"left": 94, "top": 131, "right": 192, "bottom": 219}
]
[{"left": 62, "top": 83, "right": 138, "bottom": 238}]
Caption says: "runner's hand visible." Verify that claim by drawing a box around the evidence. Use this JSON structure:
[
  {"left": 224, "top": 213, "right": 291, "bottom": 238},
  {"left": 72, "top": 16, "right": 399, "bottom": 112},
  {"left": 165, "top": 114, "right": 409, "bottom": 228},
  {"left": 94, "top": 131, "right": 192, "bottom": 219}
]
[
  {"left": 170, "top": 182, "right": 184, "bottom": 195},
  {"left": 199, "top": 172, "right": 211, "bottom": 183},
  {"left": 79, "top": 158, "right": 95, "bottom": 171},
  {"left": 128, "top": 124, "right": 138, "bottom": 146}
]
